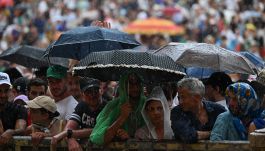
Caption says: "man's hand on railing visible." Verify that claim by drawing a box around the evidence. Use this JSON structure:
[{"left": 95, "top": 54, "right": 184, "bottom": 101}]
[
  {"left": 31, "top": 132, "right": 46, "bottom": 146},
  {"left": 51, "top": 130, "right": 67, "bottom": 145},
  {"left": 0, "top": 130, "right": 13, "bottom": 144}
]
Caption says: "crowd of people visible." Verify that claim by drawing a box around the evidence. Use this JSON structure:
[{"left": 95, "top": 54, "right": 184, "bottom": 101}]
[
  {"left": 0, "top": 0, "right": 265, "bottom": 150},
  {"left": 0, "top": 64, "right": 265, "bottom": 150},
  {"left": 0, "top": 0, "right": 264, "bottom": 73}
]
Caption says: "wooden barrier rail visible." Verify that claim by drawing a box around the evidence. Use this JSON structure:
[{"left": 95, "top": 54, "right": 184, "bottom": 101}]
[{"left": 0, "top": 132, "right": 264, "bottom": 151}]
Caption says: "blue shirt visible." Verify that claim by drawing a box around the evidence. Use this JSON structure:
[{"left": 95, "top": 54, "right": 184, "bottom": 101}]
[{"left": 171, "top": 101, "right": 226, "bottom": 143}]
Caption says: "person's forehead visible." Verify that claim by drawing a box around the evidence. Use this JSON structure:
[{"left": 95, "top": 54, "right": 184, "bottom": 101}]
[
  {"left": 128, "top": 74, "right": 140, "bottom": 83},
  {"left": 148, "top": 100, "right": 162, "bottom": 106},
  {"left": 178, "top": 87, "right": 190, "bottom": 93},
  {"left": 0, "top": 84, "right": 10, "bottom": 89},
  {"left": 30, "top": 85, "right": 45, "bottom": 91},
  {"left": 47, "top": 77, "right": 63, "bottom": 82}
]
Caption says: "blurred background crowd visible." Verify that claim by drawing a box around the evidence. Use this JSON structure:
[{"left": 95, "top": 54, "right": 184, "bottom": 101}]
[{"left": 0, "top": 0, "right": 264, "bottom": 76}]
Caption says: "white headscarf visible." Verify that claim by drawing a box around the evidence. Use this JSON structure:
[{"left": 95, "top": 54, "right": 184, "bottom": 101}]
[{"left": 141, "top": 86, "right": 173, "bottom": 139}]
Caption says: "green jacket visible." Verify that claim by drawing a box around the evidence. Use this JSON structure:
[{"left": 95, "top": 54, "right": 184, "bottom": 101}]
[{"left": 90, "top": 72, "right": 146, "bottom": 145}]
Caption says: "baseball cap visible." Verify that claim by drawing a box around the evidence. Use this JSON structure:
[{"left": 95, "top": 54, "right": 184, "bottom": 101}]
[
  {"left": 13, "top": 94, "right": 29, "bottom": 104},
  {"left": 27, "top": 96, "right": 58, "bottom": 113},
  {"left": 0, "top": 72, "right": 11, "bottom": 86},
  {"left": 46, "top": 65, "right": 68, "bottom": 79},
  {"left": 13, "top": 77, "right": 29, "bottom": 94},
  {"left": 80, "top": 78, "right": 100, "bottom": 92}
]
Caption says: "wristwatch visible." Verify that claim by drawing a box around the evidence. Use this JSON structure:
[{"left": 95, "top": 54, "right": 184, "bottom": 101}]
[{"left": 67, "top": 129, "right": 73, "bottom": 139}]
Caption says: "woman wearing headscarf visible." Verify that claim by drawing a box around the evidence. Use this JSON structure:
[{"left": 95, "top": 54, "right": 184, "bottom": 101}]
[
  {"left": 210, "top": 82, "right": 265, "bottom": 141},
  {"left": 90, "top": 72, "right": 146, "bottom": 145},
  {"left": 135, "top": 86, "right": 173, "bottom": 140}
]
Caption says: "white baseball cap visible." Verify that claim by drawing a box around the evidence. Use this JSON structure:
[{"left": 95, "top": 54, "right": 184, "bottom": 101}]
[
  {"left": 27, "top": 96, "right": 57, "bottom": 113},
  {"left": 0, "top": 72, "right": 11, "bottom": 86}
]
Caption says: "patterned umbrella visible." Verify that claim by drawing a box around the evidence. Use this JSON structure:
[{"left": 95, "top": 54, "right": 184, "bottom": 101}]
[
  {"left": 45, "top": 26, "right": 140, "bottom": 60},
  {"left": 73, "top": 49, "right": 186, "bottom": 83},
  {"left": 154, "top": 42, "right": 259, "bottom": 75},
  {"left": 123, "top": 18, "right": 185, "bottom": 35},
  {"left": 240, "top": 51, "right": 265, "bottom": 69}
]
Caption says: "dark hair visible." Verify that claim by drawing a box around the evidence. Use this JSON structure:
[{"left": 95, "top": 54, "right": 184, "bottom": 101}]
[
  {"left": 161, "top": 82, "right": 177, "bottom": 101},
  {"left": 205, "top": 72, "right": 232, "bottom": 96},
  {"left": 27, "top": 78, "right": 48, "bottom": 92},
  {"left": 4, "top": 68, "right": 22, "bottom": 84},
  {"left": 13, "top": 77, "right": 29, "bottom": 94}
]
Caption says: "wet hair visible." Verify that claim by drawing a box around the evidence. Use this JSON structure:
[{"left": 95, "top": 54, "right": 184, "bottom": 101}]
[
  {"left": 27, "top": 78, "right": 48, "bottom": 92},
  {"left": 3, "top": 68, "right": 22, "bottom": 84},
  {"left": 205, "top": 72, "right": 232, "bottom": 96},
  {"left": 177, "top": 78, "right": 205, "bottom": 97},
  {"left": 145, "top": 99, "right": 160, "bottom": 111},
  {"left": 127, "top": 73, "right": 142, "bottom": 85}
]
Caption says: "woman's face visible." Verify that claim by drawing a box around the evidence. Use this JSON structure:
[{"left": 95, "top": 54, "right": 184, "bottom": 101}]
[
  {"left": 146, "top": 100, "right": 164, "bottom": 126},
  {"left": 227, "top": 91, "right": 240, "bottom": 116}
]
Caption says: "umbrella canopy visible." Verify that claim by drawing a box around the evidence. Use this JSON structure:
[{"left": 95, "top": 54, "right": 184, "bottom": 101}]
[
  {"left": 186, "top": 67, "right": 217, "bottom": 79},
  {"left": 123, "top": 18, "right": 185, "bottom": 36},
  {"left": 240, "top": 51, "right": 265, "bottom": 69},
  {"left": 154, "top": 42, "right": 259, "bottom": 75},
  {"left": 74, "top": 49, "right": 186, "bottom": 83},
  {"left": 45, "top": 26, "right": 141, "bottom": 60},
  {"left": 0, "top": 45, "right": 68, "bottom": 68}
]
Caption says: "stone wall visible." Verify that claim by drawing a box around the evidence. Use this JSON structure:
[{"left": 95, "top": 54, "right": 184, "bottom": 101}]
[
  {"left": 0, "top": 136, "right": 254, "bottom": 151},
  {"left": 1, "top": 132, "right": 265, "bottom": 151}
]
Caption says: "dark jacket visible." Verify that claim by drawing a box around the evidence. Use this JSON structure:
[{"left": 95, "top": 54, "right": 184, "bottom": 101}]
[{"left": 171, "top": 101, "right": 226, "bottom": 143}]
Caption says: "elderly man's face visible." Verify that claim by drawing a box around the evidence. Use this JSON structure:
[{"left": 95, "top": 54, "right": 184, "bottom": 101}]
[
  {"left": 0, "top": 84, "right": 10, "bottom": 106},
  {"left": 177, "top": 87, "right": 196, "bottom": 112}
]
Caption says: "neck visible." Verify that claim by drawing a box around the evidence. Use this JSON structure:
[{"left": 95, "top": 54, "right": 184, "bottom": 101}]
[
  {"left": 155, "top": 126, "right": 164, "bottom": 139},
  {"left": 90, "top": 103, "right": 100, "bottom": 112},
  {"left": 191, "top": 101, "right": 202, "bottom": 115},
  {"left": 54, "top": 93, "right": 70, "bottom": 102},
  {"left": 129, "top": 97, "right": 139, "bottom": 109},
  {"left": 215, "top": 95, "right": 225, "bottom": 102},
  {"left": 34, "top": 119, "right": 52, "bottom": 128}
]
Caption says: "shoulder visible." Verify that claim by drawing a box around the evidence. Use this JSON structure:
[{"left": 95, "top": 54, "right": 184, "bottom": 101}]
[
  {"left": 5, "top": 102, "right": 26, "bottom": 112},
  {"left": 203, "top": 101, "right": 226, "bottom": 113},
  {"left": 216, "top": 111, "right": 232, "bottom": 121}
]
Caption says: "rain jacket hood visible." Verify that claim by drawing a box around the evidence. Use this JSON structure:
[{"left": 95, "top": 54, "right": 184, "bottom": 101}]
[
  {"left": 90, "top": 72, "right": 146, "bottom": 145},
  {"left": 141, "top": 86, "right": 173, "bottom": 139}
]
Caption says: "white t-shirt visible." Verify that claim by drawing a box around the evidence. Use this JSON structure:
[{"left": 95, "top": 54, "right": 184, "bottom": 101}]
[
  {"left": 216, "top": 100, "right": 228, "bottom": 110},
  {"left": 56, "top": 96, "right": 78, "bottom": 120}
]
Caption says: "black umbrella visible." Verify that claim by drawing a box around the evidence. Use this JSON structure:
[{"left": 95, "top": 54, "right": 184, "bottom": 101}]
[
  {"left": 45, "top": 26, "right": 141, "bottom": 60},
  {"left": 0, "top": 45, "right": 68, "bottom": 68},
  {"left": 74, "top": 49, "right": 186, "bottom": 83}
]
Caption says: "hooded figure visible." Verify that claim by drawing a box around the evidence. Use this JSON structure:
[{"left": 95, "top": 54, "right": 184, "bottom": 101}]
[
  {"left": 90, "top": 72, "right": 146, "bottom": 145},
  {"left": 135, "top": 86, "right": 173, "bottom": 140},
  {"left": 211, "top": 82, "right": 265, "bottom": 141}
]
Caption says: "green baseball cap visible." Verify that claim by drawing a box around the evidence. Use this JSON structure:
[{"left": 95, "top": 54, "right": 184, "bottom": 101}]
[{"left": 46, "top": 65, "right": 68, "bottom": 79}]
